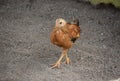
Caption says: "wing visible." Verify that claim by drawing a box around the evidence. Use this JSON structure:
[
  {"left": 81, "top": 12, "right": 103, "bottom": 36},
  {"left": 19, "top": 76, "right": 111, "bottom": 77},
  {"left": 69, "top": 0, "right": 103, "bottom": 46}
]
[
  {"left": 50, "top": 27, "right": 72, "bottom": 49},
  {"left": 67, "top": 24, "right": 81, "bottom": 43}
]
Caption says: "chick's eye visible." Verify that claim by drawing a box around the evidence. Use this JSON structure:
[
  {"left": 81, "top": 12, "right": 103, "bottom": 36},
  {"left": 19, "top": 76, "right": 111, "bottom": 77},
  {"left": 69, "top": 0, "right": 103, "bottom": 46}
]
[{"left": 59, "top": 22, "right": 62, "bottom": 24}]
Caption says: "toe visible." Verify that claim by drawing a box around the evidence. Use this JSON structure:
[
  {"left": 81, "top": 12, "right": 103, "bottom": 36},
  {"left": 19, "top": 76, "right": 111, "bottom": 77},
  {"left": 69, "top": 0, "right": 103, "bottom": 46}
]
[
  {"left": 50, "top": 62, "right": 61, "bottom": 69},
  {"left": 66, "top": 58, "right": 71, "bottom": 64}
]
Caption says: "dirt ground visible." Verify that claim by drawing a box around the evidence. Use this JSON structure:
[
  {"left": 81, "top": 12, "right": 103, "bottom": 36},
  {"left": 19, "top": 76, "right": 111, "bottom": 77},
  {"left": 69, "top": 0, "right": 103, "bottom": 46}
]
[{"left": 0, "top": 0, "right": 120, "bottom": 81}]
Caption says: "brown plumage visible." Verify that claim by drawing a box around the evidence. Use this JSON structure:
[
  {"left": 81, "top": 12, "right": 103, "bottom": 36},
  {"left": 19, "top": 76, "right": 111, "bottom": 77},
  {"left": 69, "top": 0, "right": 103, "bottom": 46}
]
[{"left": 50, "top": 18, "right": 81, "bottom": 68}]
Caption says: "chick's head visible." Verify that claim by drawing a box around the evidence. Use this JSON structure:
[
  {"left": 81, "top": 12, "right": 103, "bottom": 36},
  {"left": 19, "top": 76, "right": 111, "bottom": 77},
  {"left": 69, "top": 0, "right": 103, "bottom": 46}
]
[{"left": 55, "top": 18, "right": 67, "bottom": 28}]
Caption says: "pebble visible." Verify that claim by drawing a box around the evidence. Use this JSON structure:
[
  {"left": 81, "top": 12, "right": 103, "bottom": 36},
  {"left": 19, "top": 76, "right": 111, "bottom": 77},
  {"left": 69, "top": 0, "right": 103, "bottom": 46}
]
[
  {"left": 103, "top": 45, "right": 106, "bottom": 48},
  {"left": 101, "top": 33, "right": 104, "bottom": 35}
]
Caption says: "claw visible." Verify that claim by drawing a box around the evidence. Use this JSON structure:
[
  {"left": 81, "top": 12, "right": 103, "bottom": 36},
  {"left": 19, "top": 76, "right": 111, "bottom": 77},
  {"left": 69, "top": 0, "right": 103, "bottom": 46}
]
[
  {"left": 50, "top": 62, "right": 61, "bottom": 69},
  {"left": 63, "top": 57, "right": 71, "bottom": 64},
  {"left": 66, "top": 57, "right": 71, "bottom": 64}
]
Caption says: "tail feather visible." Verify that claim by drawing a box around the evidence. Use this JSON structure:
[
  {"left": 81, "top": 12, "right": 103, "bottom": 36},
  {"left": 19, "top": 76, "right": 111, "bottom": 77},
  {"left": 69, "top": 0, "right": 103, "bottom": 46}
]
[{"left": 71, "top": 18, "right": 79, "bottom": 26}]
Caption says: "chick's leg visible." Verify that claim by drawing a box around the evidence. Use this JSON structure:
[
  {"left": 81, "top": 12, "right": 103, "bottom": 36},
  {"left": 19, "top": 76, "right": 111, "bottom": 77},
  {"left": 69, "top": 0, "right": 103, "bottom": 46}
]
[
  {"left": 51, "top": 49, "right": 67, "bottom": 69},
  {"left": 65, "top": 50, "right": 71, "bottom": 64}
]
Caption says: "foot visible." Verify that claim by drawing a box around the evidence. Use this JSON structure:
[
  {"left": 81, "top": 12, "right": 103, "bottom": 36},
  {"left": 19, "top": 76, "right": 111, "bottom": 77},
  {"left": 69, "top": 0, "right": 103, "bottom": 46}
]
[
  {"left": 50, "top": 62, "right": 61, "bottom": 69},
  {"left": 65, "top": 57, "right": 71, "bottom": 64}
]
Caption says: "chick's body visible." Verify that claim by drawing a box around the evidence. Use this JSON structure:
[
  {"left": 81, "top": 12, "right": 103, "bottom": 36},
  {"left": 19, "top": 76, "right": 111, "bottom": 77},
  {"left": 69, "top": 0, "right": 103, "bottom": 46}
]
[
  {"left": 50, "top": 18, "right": 80, "bottom": 68},
  {"left": 50, "top": 25, "right": 72, "bottom": 49}
]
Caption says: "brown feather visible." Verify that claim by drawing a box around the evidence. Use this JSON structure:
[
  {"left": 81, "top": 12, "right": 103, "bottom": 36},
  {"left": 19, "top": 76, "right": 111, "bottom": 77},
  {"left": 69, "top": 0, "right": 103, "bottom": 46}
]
[{"left": 50, "top": 18, "right": 80, "bottom": 49}]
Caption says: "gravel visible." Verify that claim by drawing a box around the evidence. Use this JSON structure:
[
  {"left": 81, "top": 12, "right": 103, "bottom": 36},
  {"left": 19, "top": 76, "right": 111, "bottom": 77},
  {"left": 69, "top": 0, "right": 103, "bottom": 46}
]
[{"left": 0, "top": 0, "right": 120, "bottom": 81}]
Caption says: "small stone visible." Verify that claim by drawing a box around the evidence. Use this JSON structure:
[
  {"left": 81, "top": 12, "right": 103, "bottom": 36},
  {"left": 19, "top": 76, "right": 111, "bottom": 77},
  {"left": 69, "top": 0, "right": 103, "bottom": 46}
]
[
  {"left": 103, "top": 45, "right": 106, "bottom": 48},
  {"left": 28, "top": 46, "right": 31, "bottom": 49},
  {"left": 101, "top": 33, "right": 104, "bottom": 35}
]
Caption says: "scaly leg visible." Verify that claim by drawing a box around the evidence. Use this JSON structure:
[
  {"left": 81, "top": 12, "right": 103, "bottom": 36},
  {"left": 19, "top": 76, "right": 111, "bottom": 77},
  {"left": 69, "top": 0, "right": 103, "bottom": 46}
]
[
  {"left": 51, "top": 49, "right": 67, "bottom": 69},
  {"left": 64, "top": 50, "right": 71, "bottom": 64}
]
